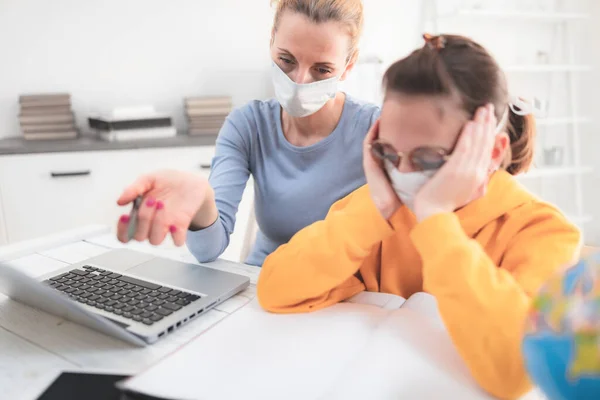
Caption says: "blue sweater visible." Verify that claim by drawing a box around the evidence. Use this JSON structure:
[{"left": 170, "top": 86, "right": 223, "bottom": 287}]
[{"left": 186, "top": 95, "right": 380, "bottom": 266}]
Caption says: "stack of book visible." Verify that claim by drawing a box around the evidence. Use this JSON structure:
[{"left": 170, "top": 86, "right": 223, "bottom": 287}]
[
  {"left": 88, "top": 106, "right": 176, "bottom": 142},
  {"left": 185, "top": 96, "right": 232, "bottom": 135},
  {"left": 18, "top": 93, "right": 78, "bottom": 140}
]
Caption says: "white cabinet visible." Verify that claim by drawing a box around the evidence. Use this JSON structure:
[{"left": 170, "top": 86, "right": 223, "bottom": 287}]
[
  {"left": 83, "top": 146, "right": 216, "bottom": 236},
  {"left": 0, "top": 146, "right": 214, "bottom": 245},
  {"left": 0, "top": 145, "right": 256, "bottom": 263},
  {"left": 0, "top": 151, "right": 107, "bottom": 243}
]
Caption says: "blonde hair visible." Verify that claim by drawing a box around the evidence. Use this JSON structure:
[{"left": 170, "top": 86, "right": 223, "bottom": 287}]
[{"left": 270, "top": 0, "right": 364, "bottom": 60}]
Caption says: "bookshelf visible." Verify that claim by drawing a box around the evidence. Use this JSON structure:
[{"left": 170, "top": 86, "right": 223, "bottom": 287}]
[
  {"left": 503, "top": 64, "right": 592, "bottom": 72},
  {"left": 422, "top": 0, "right": 594, "bottom": 235},
  {"left": 438, "top": 9, "right": 590, "bottom": 21},
  {"left": 516, "top": 166, "right": 593, "bottom": 179},
  {"left": 536, "top": 117, "right": 592, "bottom": 126}
]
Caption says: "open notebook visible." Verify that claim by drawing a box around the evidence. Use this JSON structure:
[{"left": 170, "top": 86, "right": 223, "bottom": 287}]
[{"left": 117, "top": 291, "right": 496, "bottom": 400}]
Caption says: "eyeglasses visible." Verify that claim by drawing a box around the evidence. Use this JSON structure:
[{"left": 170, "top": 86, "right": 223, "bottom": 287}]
[{"left": 369, "top": 140, "right": 451, "bottom": 171}]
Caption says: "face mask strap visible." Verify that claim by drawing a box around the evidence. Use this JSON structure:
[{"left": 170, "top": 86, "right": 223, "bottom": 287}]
[
  {"left": 508, "top": 95, "right": 544, "bottom": 117},
  {"left": 495, "top": 95, "right": 543, "bottom": 135},
  {"left": 495, "top": 105, "right": 509, "bottom": 134}
]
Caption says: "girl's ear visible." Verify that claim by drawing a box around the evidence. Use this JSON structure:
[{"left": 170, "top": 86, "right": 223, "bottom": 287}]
[{"left": 491, "top": 131, "right": 510, "bottom": 169}]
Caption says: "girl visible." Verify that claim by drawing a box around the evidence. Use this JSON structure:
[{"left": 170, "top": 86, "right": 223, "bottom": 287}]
[
  {"left": 116, "top": 0, "right": 379, "bottom": 267},
  {"left": 257, "top": 34, "right": 581, "bottom": 399}
]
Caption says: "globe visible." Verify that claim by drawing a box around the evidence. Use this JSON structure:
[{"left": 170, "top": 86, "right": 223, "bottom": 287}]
[{"left": 522, "top": 251, "right": 600, "bottom": 400}]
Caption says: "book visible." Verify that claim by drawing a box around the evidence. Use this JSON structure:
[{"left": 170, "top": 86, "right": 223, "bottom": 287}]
[
  {"left": 97, "top": 127, "right": 177, "bottom": 142},
  {"left": 19, "top": 105, "right": 73, "bottom": 115},
  {"left": 16, "top": 92, "right": 79, "bottom": 141},
  {"left": 18, "top": 113, "right": 75, "bottom": 125},
  {"left": 188, "top": 127, "right": 220, "bottom": 136},
  {"left": 88, "top": 116, "right": 172, "bottom": 131},
  {"left": 21, "top": 123, "right": 77, "bottom": 134},
  {"left": 185, "top": 107, "right": 231, "bottom": 117},
  {"left": 187, "top": 116, "right": 227, "bottom": 125},
  {"left": 19, "top": 93, "right": 71, "bottom": 107},
  {"left": 117, "top": 292, "right": 496, "bottom": 400},
  {"left": 22, "top": 131, "right": 78, "bottom": 140},
  {"left": 184, "top": 96, "right": 232, "bottom": 108}
]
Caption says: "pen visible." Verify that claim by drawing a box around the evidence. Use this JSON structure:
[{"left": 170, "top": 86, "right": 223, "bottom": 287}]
[{"left": 127, "top": 195, "right": 143, "bottom": 241}]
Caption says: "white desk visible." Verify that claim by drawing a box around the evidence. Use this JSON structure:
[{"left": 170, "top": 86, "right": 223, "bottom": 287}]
[
  {"left": 0, "top": 226, "right": 549, "bottom": 400},
  {"left": 0, "top": 225, "right": 260, "bottom": 400}
]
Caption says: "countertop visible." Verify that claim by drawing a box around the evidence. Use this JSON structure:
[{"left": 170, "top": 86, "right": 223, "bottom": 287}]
[{"left": 0, "top": 133, "right": 218, "bottom": 155}]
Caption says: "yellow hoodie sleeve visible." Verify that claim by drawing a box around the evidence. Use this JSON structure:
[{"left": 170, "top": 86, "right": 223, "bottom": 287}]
[
  {"left": 257, "top": 186, "right": 395, "bottom": 313},
  {"left": 410, "top": 205, "right": 581, "bottom": 400}
]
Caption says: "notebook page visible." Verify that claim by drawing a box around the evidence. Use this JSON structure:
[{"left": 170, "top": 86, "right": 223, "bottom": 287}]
[
  {"left": 345, "top": 291, "right": 406, "bottom": 310},
  {"left": 326, "top": 306, "right": 495, "bottom": 400},
  {"left": 119, "top": 299, "right": 391, "bottom": 400},
  {"left": 401, "top": 291, "right": 445, "bottom": 329}
]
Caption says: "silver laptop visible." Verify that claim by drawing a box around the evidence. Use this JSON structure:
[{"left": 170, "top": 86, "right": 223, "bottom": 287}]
[{"left": 0, "top": 248, "right": 250, "bottom": 346}]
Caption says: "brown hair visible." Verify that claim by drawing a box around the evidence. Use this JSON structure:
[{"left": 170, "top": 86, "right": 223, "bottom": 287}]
[
  {"left": 382, "top": 33, "right": 536, "bottom": 175},
  {"left": 270, "top": 0, "right": 364, "bottom": 60}
]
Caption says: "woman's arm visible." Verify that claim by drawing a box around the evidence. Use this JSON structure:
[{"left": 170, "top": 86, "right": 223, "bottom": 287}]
[
  {"left": 257, "top": 186, "right": 395, "bottom": 313},
  {"left": 186, "top": 112, "right": 251, "bottom": 263},
  {"left": 410, "top": 206, "right": 581, "bottom": 399}
]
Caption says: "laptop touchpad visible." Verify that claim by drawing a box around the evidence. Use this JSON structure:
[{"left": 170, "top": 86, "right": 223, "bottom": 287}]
[{"left": 126, "top": 258, "right": 228, "bottom": 297}]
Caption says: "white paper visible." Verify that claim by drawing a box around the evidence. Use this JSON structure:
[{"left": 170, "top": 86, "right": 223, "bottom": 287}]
[
  {"left": 328, "top": 306, "right": 493, "bottom": 400},
  {"left": 401, "top": 291, "right": 445, "bottom": 328},
  {"left": 119, "top": 300, "right": 390, "bottom": 400},
  {"left": 119, "top": 294, "right": 491, "bottom": 400},
  {"left": 345, "top": 290, "right": 406, "bottom": 310}
]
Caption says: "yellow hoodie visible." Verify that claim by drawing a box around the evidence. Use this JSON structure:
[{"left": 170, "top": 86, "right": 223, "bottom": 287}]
[{"left": 257, "top": 170, "right": 581, "bottom": 400}]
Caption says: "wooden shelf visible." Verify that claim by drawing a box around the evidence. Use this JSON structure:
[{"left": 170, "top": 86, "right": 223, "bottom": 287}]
[
  {"left": 537, "top": 117, "right": 592, "bottom": 126},
  {"left": 504, "top": 64, "right": 592, "bottom": 72},
  {"left": 516, "top": 166, "right": 593, "bottom": 179},
  {"left": 441, "top": 9, "right": 590, "bottom": 21}
]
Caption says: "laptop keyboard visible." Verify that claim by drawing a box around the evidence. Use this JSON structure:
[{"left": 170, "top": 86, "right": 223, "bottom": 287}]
[{"left": 42, "top": 265, "right": 201, "bottom": 326}]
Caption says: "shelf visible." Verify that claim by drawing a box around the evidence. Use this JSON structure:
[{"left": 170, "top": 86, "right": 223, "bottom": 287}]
[
  {"left": 516, "top": 166, "right": 593, "bottom": 179},
  {"left": 536, "top": 117, "right": 592, "bottom": 126},
  {"left": 441, "top": 9, "right": 590, "bottom": 21},
  {"left": 504, "top": 65, "right": 592, "bottom": 72}
]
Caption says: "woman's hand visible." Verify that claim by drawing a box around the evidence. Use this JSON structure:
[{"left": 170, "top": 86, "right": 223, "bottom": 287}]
[
  {"left": 413, "top": 104, "right": 497, "bottom": 222},
  {"left": 363, "top": 119, "right": 402, "bottom": 220},
  {"left": 116, "top": 170, "right": 216, "bottom": 246}
]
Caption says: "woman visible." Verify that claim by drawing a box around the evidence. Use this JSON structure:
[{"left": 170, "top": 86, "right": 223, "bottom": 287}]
[
  {"left": 116, "top": 0, "right": 379, "bottom": 266},
  {"left": 257, "top": 34, "right": 582, "bottom": 399}
]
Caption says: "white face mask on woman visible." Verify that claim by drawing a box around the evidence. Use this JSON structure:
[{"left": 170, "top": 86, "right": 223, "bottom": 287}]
[{"left": 270, "top": 61, "right": 341, "bottom": 118}]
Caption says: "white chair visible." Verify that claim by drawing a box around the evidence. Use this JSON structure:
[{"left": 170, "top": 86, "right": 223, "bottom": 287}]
[{"left": 220, "top": 180, "right": 257, "bottom": 264}]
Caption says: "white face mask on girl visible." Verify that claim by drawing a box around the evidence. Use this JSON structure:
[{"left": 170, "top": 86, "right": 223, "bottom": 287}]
[
  {"left": 384, "top": 160, "right": 436, "bottom": 214},
  {"left": 383, "top": 106, "right": 509, "bottom": 214},
  {"left": 270, "top": 61, "right": 341, "bottom": 118}
]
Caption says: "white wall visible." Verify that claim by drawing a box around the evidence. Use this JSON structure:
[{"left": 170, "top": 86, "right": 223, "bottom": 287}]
[
  {"left": 0, "top": 0, "right": 421, "bottom": 138},
  {"left": 0, "top": 0, "right": 597, "bottom": 242}
]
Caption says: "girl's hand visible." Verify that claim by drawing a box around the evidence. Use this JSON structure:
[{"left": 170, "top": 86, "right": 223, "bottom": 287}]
[
  {"left": 413, "top": 104, "right": 497, "bottom": 222},
  {"left": 363, "top": 119, "right": 402, "bottom": 220}
]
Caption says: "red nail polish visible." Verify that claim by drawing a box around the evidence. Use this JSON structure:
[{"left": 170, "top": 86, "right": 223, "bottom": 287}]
[
  {"left": 146, "top": 198, "right": 156, "bottom": 207},
  {"left": 156, "top": 201, "right": 164, "bottom": 210},
  {"left": 120, "top": 215, "right": 130, "bottom": 223}
]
